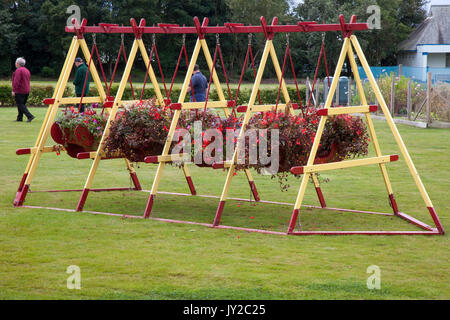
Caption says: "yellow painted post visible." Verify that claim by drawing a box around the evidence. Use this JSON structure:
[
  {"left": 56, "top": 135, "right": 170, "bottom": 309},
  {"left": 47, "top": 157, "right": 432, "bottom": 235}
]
[
  {"left": 143, "top": 38, "right": 203, "bottom": 217},
  {"left": 350, "top": 35, "right": 438, "bottom": 214},
  {"left": 16, "top": 37, "right": 81, "bottom": 203},
  {"left": 268, "top": 41, "right": 292, "bottom": 113},
  {"left": 346, "top": 43, "right": 395, "bottom": 198},
  {"left": 288, "top": 37, "right": 350, "bottom": 233},
  {"left": 200, "top": 39, "right": 227, "bottom": 103},
  {"left": 76, "top": 38, "right": 140, "bottom": 211},
  {"left": 20, "top": 37, "right": 78, "bottom": 179},
  {"left": 213, "top": 39, "right": 277, "bottom": 226}
]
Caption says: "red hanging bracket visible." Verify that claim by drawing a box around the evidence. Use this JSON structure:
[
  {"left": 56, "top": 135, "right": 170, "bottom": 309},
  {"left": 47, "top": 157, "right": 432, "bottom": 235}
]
[
  {"left": 130, "top": 18, "right": 146, "bottom": 39},
  {"left": 260, "top": 16, "right": 277, "bottom": 40},
  {"left": 339, "top": 15, "right": 359, "bottom": 38},
  {"left": 72, "top": 18, "right": 88, "bottom": 39},
  {"left": 193, "top": 17, "right": 209, "bottom": 39}
]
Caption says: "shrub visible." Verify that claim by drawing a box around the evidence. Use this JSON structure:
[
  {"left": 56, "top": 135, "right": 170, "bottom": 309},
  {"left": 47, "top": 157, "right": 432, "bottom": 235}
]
[
  {"left": 40, "top": 66, "right": 57, "bottom": 78},
  {"left": 352, "top": 73, "right": 426, "bottom": 115}
]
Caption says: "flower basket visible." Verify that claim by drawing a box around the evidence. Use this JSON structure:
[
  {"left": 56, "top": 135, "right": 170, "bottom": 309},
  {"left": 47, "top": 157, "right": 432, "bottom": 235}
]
[
  {"left": 50, "top": 122, "right": 65, "bottom": 145},
  {"left": 104, "top": 100, "right": 369, "bottom": 191},
  {"left": 74, "top": 124, "right": 95, "bottom": 147},
  {"left": 52, "top": 106, "right": 106, "bottom": 158}
]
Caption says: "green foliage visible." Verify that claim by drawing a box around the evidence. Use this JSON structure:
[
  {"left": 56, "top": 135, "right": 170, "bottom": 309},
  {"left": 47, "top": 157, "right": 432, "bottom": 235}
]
[
  {"left": 0, "top": 84, "right": 73, "bottom": 106},
  {"left": 40, "top": 66, "right": 57, "bottom": 78},
  {"left": 352, "top": 73, "right": 425, "bottom": 115},
  {"left": 1, "top": 1, "right": 428, "bottom": 81},
  {"left": 0, "top": 8, "right": 21, "bottom": 76}
]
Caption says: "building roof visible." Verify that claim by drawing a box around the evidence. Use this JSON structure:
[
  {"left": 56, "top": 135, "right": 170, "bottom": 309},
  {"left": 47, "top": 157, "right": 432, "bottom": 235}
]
[{"left": 399, "top": 5, "right": 450, "bottom": 51}]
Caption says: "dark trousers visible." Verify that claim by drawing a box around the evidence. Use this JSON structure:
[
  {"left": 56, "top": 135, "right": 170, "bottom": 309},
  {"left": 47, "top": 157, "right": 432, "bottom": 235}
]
[
  {"left": 76, "top": 93, "right": 85, "bottom": 113},
  {"left": 15, "top": 93, "right": 33, "bottom": 121}
]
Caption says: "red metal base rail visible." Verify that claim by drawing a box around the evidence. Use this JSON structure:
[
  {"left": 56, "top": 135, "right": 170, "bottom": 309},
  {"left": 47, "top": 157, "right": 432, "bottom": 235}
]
[{"left": 17, "top": 190, "right": 443, "bottom": 236}]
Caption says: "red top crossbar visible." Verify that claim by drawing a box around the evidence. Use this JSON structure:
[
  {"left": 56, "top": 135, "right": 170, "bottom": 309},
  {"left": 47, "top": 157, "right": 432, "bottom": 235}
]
[{"left": 67, "top": 15, "right": 368, "bottom": 39}]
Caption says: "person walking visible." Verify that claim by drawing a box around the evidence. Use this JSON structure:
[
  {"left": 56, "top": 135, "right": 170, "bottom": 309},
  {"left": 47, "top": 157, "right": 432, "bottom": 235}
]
[
  {"left": 187, "top": 64, "right": 208, "bottom": 102},
  {"left": 73, "top": 57, "right": 90, "bottom": 113},
  {"left": 12, "top": 57, "right": 34, "bottom": 122}
]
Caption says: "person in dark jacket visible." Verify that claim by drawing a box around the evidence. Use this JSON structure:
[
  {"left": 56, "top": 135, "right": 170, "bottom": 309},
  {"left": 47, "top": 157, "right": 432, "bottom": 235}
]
[
  {"left": 12, "top": 57, "right": 34, "bottom": 122},
  {"left": 73, "top": 57, "right": 90, "bottom": 113},
  {"left": 187, "top": 64, "right": 208, "bottom": 102}
]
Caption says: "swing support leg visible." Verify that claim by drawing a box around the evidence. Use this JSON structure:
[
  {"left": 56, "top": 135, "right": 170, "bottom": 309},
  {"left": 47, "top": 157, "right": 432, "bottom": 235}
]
[
  {"left": 15, "top": 37, "right": 81, "bottom": 206},
  {"left": 288, "top": 37, "right": 349, "bottom": 233},
  {"left": 16, "top": 37, "right": 78, "bottom": 197},
  {"left": 77, "top": 38, "right": 141, "bottom": 211},
  {"left": 350, "top": 35, "right": 444, "bottom": 234},
  {"left": 214, "top": 36, "right": 275, "bottom": 226}
]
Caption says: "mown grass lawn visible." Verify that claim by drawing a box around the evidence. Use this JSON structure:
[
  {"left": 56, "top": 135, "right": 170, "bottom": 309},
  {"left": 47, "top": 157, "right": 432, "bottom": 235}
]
[{"left": 0, "top": 107, "right": 449, "bottom": 299}]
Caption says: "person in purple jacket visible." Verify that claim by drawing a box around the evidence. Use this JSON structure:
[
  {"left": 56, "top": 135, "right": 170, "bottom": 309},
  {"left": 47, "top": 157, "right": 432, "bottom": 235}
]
[{"left": 12, "top": 57, "right": 34, "bottom": 122}]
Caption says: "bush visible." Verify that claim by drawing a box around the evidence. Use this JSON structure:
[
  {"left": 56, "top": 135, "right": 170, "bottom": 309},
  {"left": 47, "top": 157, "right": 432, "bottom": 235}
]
[
  {"left": 0, "top": 84, "right": 73, "bottom": 106},
  {"left": 0, "top": 85, "right": 14, "bottom": 106},
  {"left": 0, "top": 82, "right": 307, "bottom": 108},
  {"left": 352, "top": 74, "right": 426, "bottom": 115},
  {"left": 40, "top": 66, "right": 57, "bottom": 78}
]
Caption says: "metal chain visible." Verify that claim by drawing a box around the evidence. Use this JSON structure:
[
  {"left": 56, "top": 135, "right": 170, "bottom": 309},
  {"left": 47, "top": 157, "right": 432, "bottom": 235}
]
[
  {"left": 121, "top": 33, "right": 124, "bottom": 45},
  {"left": 321, "top": 32, "right": 326, "bottom": 44},
  {"left": 216, "top": 33, "right": 220, "bottom": 45},
  {"left": 152, "top": 33, "right": 156, "bottom": 46},
  {"left": 286, "top": 33, "right": 289, "bottom": 46},
  {"left": 92, "top": 33, "right": 96, "bottom": 44},
  {"left": 182, "top": 33, "right": 186, "bottom": 46},
  {"left": 248, "top": 33, "right": 252, "bottom": 45}
]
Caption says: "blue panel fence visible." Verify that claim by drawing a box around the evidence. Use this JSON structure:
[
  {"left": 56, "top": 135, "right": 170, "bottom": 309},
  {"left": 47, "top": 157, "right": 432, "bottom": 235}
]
[{"left": 357, "top": 66, "right": 450, "bottom": 83}]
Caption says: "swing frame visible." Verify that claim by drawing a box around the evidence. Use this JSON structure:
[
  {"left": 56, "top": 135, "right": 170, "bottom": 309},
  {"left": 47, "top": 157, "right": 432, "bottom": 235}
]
[
  {"left": 212, "top": 15, "right": 444, "bottom": 236},
  {"left": 13, "top": 15, "right": 443, "bottom": 236}
]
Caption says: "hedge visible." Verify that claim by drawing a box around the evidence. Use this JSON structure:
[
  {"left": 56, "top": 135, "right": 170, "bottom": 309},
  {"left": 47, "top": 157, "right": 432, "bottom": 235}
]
[
  {"left": 0, "top": 85, "right": 73, "bottom": 107},
  {"left": 0, "top": 83, "right": 306, "bottom": 108}
]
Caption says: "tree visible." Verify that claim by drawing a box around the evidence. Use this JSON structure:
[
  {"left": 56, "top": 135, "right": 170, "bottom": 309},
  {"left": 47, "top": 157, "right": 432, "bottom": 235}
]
[
  {"left": 0, "top": 5, "right": 21, "bottom": 76},
  {"left": 294, "top": 0, "right": 428, "bottom": 74}
]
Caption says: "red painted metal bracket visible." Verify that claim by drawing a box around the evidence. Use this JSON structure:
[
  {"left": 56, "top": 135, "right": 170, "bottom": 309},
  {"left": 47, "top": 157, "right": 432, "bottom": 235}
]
[
  {"left": 260, "top": 16, "right": 277, "bottom": 40},
  {"left": 72, "top": 18, "right": 88, "bottom": 39},
  {"left": 43, "top": 98, "right": 55, "bottom": 105},
  {"left": 169, "top": 103, "right": 182, "bottom": 110},
  {"left": 339, "top": 14, "right": 358, "bottom": 38},
  {"left": 236, "top": 105, "right": 247, "bottom": 112},
  {"left": 16, "top": 148, "right": 31, "bottom": 155},
  {"left": 193, "top": 16, "right": 209, "bottom": 39},
  {"left": 212, "top": 162, "right": 225, "bottom": 169},
  {"left": 144, "top": 156, "right": 159, "bottom": 163},
  {"left": 99, "top": 23, "right": 119, "bottom": 33},
  {"left": 130, "top": 18, "right": 146, "bottom": 39}
]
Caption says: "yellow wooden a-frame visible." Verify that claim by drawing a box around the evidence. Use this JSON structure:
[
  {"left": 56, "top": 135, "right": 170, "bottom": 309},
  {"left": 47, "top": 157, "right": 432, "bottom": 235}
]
[
  {"left": 75, "top": 30, "right": 201, "bottom": 211},
  {"left": 211, "top": 32, "right": 324, "bottom": 226},
  {"left": 213, "top": 34, "right": 444, "bottom": 235},
  {"left": 142, "top": 32, "right": 262, "bottom": 218},
  {"left": 14, "top": 34, "right": 142, "bottom": 206}
]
